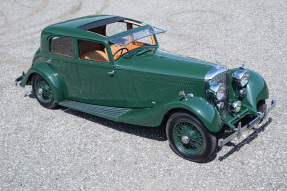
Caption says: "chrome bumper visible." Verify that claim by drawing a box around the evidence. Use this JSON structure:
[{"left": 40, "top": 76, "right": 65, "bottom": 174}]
[
  {"left": 218, "top": 100, "right": 276, "bottom": 147},
  {"left": 15, "top": 71, "right": 25, "bottom": 86}
]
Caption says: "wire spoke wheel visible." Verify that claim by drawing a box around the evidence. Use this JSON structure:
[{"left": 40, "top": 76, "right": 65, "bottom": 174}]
[
  {"left": 35, "top": 77, "right": 53, "bottom": 103},
  {"left": 173, "top": 121, "right": 204, "bottom": 154},
  {"left": 32, "top": 74, "right": 58, "bottom": 109},
  {"left": 166, "top": 112, "right": 217, "bottom": 162}
]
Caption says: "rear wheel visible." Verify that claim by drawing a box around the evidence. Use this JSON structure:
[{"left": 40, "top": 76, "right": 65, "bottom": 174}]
[
  {"left": 166, "top": 112, "right": 216, "bottom": 162},
  {"left": 32, "top": 74, "right": 58, "bottom": 109}
]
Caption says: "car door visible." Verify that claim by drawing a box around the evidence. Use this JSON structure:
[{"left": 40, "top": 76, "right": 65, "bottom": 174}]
[
  {"left": 75, "top": 39, "right": 126, "bottom": 107},
  {"left": 49, "top": 36, "right": 81, "bottom": 99}
]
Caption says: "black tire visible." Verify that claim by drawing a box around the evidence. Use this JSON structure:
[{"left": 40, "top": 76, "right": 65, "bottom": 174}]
[
  {"left": 31, "top": 74, "right": 58, "bottom": 109},
  {"left": 257, "top": 100, "right": 266, "bottom": 123},
  {"left": 166, "top": 112, "right": 216, "bottom": 162}
]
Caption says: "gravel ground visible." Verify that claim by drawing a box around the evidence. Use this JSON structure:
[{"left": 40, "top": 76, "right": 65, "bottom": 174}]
[{"left": 0, "top": 0, "right": 286, "bottom": 190}]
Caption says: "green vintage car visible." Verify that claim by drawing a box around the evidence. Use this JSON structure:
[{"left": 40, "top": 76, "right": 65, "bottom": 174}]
[{"left": 15, "top": 15, "right": 276, "bottom": 162}]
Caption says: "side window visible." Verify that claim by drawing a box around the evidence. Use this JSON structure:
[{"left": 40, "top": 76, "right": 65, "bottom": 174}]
[
  {"left": 50, "top": 37, "right": 74, "bottom": 57},
  {"left": 78, "top": 40, "right": 109, "bottom": 62}
]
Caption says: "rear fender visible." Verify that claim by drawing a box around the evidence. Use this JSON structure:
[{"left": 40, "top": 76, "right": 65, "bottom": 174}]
[{"left": 20, "top": 62, "right": 65, "bottom": 103}]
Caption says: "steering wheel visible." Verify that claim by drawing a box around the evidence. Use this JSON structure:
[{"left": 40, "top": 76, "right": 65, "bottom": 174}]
[{"left": 113, "top": 47, "right": 129, "bottom": 59}]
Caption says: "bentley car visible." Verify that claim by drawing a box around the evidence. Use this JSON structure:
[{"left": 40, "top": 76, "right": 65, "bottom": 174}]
[{"left": 15, "top": 15, "right": 276, "bottom": 162}]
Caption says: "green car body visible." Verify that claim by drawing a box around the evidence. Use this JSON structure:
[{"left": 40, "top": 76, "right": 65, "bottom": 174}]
[{"left": 16, "top": 15, "right": 275, "bottom": 162}]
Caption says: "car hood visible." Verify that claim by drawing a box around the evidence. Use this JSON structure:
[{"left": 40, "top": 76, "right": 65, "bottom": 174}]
[{"left": 128, "top": 48, "right": 216, "bottom": 81}]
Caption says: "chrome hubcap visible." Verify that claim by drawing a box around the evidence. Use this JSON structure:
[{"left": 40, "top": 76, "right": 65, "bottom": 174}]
[
  {"left": 181, "top": 136, "right": 190, "bottom": 144},
  {"left": 38, "top": 88, "right": 43, "bottom": 95}
]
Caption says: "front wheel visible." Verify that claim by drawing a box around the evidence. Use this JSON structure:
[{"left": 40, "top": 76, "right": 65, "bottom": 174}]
[
  {"left": 166, "top": 112, "right": 216, "bottom": 162},
  {"left": 32, "top": 74, "right": 58, "bottom": 109}
]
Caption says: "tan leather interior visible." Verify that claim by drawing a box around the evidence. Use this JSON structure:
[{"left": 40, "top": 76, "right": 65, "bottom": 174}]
[
  {"left": 81, "top": 50, "right": 109, "bottom": 62},
  {"left": 125, "top": 35, "right": 134, "bottom": 51},
  {"left": 78, "top": 40, "right": 109, "bottom": 62},
  {"left": 109, "top": 41, "right": 141, "bottom": 60}
]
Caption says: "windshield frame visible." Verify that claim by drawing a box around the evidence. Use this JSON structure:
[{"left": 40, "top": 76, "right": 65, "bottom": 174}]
[
  {"left": 107, "top": 25, "right": 165, "bottom": 60},
  {"left": 109, "top": 26, "right": 166, "bottom": 46},
  {"left": 109, "top": 34, "right": 158, "bottom": 61}
]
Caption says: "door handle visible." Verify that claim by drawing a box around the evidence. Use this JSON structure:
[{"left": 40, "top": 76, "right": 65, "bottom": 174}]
[
  {"left": 108, "top": 70, "right": 115, "bottom": 76},
  {"left": 46, "top": 58, "right": 52, "bottom": 63}
]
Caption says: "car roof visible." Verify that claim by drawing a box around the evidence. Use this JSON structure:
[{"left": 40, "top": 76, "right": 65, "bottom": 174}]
[{"left": 41, "top": 15, "right": 149, "bottom": 43}]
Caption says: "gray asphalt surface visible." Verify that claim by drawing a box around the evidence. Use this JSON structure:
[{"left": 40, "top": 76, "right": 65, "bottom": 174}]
[{"left": 0, "top": 0, "right": 286, "bottom": 190}]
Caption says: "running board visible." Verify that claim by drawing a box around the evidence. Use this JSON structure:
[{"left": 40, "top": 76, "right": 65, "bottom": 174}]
[{"left": 59, "top": 100, "right": 131, "bottom": 120}]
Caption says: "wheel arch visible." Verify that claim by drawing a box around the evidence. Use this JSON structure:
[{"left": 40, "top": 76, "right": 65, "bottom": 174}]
[
  {"left": 162, "top": 108, "right": 197, "bottom": 127},
  {"left": 20, "top": 62, "right": 65, "bottom": 103},
  {"left": 161, "top": 99, "right": 222, "bottom": 133}
]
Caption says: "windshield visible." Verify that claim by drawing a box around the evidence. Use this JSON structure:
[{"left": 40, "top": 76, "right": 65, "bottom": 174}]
[
  {"left": 109, "top": 26, "right": 166, "bottom": 60},
  {"left": 110, "top": 26, "right": 166, "bottom": 46}
]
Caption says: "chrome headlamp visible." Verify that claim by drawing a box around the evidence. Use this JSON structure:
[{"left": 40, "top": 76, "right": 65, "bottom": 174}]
[
  {"left": 210, "top": 83, "right": 225, "bottom": 101},
  {"left": 232, "top": 70, "right": 250, "bottom": 87},
  {"left": 232, "top": 101, "right": 241, "bottom": 113}
]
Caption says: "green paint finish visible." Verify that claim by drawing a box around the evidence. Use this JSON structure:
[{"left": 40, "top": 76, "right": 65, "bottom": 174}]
[
  {"left": 17, "top": 15, "right": 272, "bottom": 137},
  {"left": 243, "top": 69, "right": 269, "bottom": 108},
  {"left": 20, "top": 62, "right": 65, "bottom": 102},
  {"left": 117, "top": 97, "right": 222, "bottom": 133},
  {"left": 115, "top": 69, "right": 139, "bottom": 107},
  {"left": 173, "top": 121, "right": 204, "bottom": 154},
  {"left": 47, "top": 54, "right": 80, "bottom": 99},
  {"left": 116, "top": 48, "right": 214, "bottom": 107},
  {"left": 76, "top": 59, "right": 126, "bottom": 107},
  {"left": 130, "top": 49, "right": 214, "bottom": 81}
]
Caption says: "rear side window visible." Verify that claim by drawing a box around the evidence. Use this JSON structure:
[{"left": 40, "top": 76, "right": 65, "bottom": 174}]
[{"left": 50, "top": 37, "right": 74, "bottom": 57}]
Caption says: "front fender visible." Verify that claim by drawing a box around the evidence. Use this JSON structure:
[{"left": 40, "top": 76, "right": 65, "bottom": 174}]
[
  {"left": 20, "top": 62, "right": 65, "bottom": 103},
  {"left": 118, "top": 97, "right": 222, "bottom": 133},
  {"left": 245, "top": 69, "right": 269, "bottom": 109},
  {"left": 230, "top": 69, "right": 269, "bottom": 112},
  {"left": 176, "top": 97, "right": 222, "bottom": 133}
]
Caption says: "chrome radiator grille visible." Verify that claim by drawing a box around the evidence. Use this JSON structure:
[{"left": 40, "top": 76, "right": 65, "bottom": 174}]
[
  {"left": 210, "top": 72, "right": 228, "bottom": 87},
  {"left": 209, "top": 71, "right": 230, "bottom": 115}
]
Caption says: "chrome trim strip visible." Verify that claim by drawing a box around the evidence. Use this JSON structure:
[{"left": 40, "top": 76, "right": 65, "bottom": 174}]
[
  {"left": 236, "top": 122, "right": 242, "bottom": 139},
  {"left": 224, "top": 71, "right": 230, "bottom": 115},
  {"left": 218, "top": 99, "right": 276, "bottom": 147},
  {"left": 248, "top": 115, "right": 261, "bottom": 128}
]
